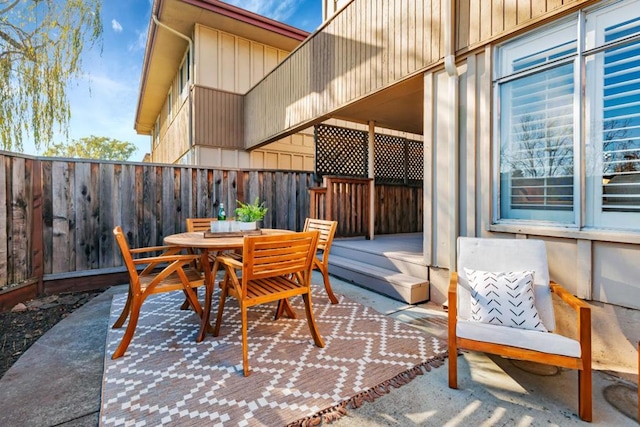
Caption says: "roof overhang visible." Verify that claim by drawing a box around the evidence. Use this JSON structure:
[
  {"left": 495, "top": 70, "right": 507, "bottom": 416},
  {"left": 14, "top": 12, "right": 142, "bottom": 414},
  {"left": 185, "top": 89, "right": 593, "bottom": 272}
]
[{"left": 135, "top": 0, "right": 309, "bottom": 135}]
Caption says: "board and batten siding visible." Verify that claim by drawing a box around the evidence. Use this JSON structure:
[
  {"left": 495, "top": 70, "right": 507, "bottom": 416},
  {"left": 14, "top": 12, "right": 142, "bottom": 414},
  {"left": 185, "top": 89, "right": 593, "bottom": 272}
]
[
  {"left": 193, "top": 86, "right": 244, "bottom": 149},
  {"left": 195, "top": 24, "right": 289, "bottom": 94},
  {"left": 245, "top": 0, "right": 445, "bottom": 148},
  {"left": 245, "top": 0, "right": 594, "bottom": 148}
]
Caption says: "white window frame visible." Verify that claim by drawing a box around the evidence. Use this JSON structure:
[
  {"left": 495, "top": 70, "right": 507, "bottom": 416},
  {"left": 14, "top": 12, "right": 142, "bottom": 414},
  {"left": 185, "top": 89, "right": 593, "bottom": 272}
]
[{"left": 493, "top": 0, "right": 640, "bottom": 233}]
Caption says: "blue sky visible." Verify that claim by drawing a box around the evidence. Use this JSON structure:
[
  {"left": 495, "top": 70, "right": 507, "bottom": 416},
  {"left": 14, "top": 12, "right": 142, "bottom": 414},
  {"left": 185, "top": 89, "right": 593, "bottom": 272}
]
[{"left": 24, "top": 0, "right": 321, "bottom": 160}]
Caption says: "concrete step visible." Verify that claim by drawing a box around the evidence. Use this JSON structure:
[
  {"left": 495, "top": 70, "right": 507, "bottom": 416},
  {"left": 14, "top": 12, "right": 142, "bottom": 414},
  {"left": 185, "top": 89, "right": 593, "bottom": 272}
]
[
  {"left": 331, "top": 243, "right": 428, "bottom": 280},
  {"left": 328, "top": 254, "right": 429, "bottom": 304}
]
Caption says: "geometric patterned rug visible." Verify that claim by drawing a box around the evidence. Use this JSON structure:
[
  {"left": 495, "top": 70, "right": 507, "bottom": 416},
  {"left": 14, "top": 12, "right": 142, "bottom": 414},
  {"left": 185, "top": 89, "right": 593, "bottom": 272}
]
[{"left": 100, "top": 285, "right": 447, "bottom": 426}]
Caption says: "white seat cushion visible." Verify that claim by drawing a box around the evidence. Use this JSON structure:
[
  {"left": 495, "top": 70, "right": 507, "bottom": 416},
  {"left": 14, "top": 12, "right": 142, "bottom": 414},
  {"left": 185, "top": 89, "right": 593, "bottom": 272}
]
[{"left": 457, "top": 320, "right": 581, "bottom": 358}]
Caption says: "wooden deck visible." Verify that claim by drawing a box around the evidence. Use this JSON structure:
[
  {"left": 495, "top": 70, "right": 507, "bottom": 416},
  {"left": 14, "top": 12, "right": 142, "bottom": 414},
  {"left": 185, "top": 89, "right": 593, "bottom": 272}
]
[{"left": 328, "top": 232, "right": 429, "bottom": 304}]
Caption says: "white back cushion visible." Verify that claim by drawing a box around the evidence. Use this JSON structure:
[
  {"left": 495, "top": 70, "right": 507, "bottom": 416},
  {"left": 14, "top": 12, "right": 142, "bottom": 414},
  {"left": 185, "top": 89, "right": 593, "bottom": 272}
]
[{"left": 456, "top": 237, "right": 556, "bottom": 332}]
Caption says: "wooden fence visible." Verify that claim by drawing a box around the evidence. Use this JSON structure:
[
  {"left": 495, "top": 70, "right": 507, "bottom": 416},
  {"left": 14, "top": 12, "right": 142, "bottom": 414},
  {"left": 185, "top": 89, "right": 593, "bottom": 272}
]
[
  {"left": 1, "top": 154, "right": 424, "bottom": 310},
  {"left": 0, "top": 153, "right": 314, "bottom": 307}
]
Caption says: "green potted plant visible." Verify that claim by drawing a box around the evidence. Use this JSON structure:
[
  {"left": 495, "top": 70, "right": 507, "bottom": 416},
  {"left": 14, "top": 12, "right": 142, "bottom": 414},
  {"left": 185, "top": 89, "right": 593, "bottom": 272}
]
[{"left": 234, "top": 198, "right": 268, "bottom": 230}]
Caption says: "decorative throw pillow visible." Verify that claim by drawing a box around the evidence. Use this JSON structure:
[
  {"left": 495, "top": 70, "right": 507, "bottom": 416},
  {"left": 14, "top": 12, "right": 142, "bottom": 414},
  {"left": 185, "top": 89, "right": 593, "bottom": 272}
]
[{"left": 464, "top": 268, "right": 548, "bottom": 332}]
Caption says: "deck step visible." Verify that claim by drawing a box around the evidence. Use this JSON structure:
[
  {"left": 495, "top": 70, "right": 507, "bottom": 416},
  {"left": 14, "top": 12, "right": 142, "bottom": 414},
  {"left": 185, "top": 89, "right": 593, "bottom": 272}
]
[
  {"left": 328, "top": 255, "right": 429, "bottom": 304},
  {"left": 330, "top": 242, "right": 428, "bottom": 280}
]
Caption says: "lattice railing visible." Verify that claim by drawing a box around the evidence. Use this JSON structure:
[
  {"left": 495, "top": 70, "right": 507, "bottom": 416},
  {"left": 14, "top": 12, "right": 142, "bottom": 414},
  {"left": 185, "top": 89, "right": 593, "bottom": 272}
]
[{"left": 315, "top": 124, "right": 423, "bottom": 186}]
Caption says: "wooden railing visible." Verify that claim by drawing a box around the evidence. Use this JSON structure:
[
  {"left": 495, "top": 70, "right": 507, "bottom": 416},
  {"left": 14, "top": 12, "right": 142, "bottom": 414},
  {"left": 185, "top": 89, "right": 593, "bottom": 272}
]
[
  {"left": 310, "top": 176, "right": 423, "bottom": 237},
  {"left": 310, "top": 176, "right": 372, "bottom": 237},
  {"left": 0, "top": 152, "right": 314, "bottom": 310}
]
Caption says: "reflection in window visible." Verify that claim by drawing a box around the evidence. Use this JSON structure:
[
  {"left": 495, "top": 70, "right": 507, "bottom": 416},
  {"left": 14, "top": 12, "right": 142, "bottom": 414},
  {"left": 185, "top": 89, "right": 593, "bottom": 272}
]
[
  {"left": 601, "top": 17, "right": 640, "bottom": 212},
  {"left": 500, "top": 62, "right": 574, "bottom": 220}
]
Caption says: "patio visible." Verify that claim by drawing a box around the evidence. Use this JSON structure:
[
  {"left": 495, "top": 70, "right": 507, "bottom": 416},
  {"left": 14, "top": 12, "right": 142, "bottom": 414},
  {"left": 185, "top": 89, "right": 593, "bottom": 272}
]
[{"left": 0, "top": 271, "right": 636, "bottom": 426}]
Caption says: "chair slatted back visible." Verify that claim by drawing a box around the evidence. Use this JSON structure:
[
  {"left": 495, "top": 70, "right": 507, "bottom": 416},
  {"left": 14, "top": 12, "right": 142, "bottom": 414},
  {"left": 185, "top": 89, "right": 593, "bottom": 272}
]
[
  {"left": 186, "top": 218, "right": 216, "bottom": 232},
  {"left": 242, "top": 231, "right": 319, "bottom": 283},
  {"left": 304, "top": 218, "right": 337, "bottom": 252}
]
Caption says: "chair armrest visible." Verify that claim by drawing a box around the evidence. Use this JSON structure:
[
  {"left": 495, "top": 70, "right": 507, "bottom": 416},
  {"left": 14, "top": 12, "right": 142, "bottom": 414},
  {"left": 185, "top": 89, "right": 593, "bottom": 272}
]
[
  {"left": 130, "top": 245, "right": 182, "bottom": 255},
  {"left": 550, "top": 281, "right": 591, "bottom": 359},
  {"left": 448, "top": 272, "right": 458, "bottom": 339},
  {"left": 550, "top": 281, "right": 590, "bottom": 311},
  {"left": 216, "top": 255, "right": 243, "bottom": 269},
  {"left": 133, "top": 254, "right": 200, "bottom": 265},
  {"left": 448, "top": 272, "right": 458, "bottom": 315}
]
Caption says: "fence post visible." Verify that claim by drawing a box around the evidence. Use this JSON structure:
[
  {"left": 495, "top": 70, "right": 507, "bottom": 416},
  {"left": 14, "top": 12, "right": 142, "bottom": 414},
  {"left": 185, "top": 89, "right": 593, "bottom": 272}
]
[{"left": 32, "top": 160, "right": 44, "bottom": 296}]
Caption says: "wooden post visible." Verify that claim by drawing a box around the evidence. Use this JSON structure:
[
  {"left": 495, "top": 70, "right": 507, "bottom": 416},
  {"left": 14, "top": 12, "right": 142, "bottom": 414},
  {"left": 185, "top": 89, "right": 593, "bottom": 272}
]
[
  {"left": 368, "top": 121, "right": 375, "bottom": 240},
  {"left": 32, "top": 160, "right": 44, "bottom": 296}
]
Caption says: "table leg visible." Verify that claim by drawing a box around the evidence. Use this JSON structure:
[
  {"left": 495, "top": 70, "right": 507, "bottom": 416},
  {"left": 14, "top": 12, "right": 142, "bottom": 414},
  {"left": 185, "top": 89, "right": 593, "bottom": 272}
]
[{"left": 197, "top": 249, "right": 215, "bottom": 342}]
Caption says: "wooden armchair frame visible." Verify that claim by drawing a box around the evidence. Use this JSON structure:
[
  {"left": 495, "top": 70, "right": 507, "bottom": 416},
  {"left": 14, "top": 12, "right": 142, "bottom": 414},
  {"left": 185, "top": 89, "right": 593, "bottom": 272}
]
[
  {"left": 304, "top": 218, "right": 339, "bottom": 304},
  {"left": 112, "top": 226, "right": 205, "bottom": 359},
  {"left": 212, "top": 230, "right": 324, "bottom": 376},
  {"left": 448, "top": 262, "right": 592, "bottom": 421}
]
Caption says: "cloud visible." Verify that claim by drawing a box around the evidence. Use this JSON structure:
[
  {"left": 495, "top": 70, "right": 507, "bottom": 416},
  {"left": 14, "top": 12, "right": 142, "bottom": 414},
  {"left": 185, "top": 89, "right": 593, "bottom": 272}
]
[
  {"left": 128, "top": 28, "right": 148, "bottom": 52},
  {"left": 224, "top": 0, "right": 299, "bottom": 23},
  {"left": 111, "top": 19, "right": 123, "bottom": 33}
]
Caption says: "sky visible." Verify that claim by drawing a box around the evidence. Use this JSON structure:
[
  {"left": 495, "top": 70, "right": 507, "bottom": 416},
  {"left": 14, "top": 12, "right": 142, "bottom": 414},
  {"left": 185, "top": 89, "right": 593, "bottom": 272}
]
[{"left": 22, "top": 0, "right": 322, "bottom": 161}]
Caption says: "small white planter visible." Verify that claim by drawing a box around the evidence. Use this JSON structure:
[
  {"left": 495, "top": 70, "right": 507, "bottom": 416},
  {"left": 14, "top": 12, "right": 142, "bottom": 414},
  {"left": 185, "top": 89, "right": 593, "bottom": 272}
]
[{"left": 238, "top": 221, "right": 257, "bottom": 231}]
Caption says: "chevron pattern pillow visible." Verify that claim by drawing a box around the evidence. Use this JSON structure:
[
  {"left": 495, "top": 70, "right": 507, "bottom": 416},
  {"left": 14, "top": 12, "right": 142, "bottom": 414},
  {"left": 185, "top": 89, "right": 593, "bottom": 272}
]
[{"left": 464, "top": 268, "right": 548, "bottom": 332}]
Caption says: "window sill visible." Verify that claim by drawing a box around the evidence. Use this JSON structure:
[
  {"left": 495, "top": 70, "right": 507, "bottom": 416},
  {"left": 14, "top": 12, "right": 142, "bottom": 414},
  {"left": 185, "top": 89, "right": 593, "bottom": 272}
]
[{"left": 489, "top": 222, "right": 640, "bottom": 245}]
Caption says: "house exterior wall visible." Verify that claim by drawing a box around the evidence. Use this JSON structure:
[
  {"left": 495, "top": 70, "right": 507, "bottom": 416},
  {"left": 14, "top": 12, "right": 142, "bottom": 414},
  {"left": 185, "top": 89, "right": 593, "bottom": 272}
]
[
  {"left": 245, "top": 0, "right": 446, "bottom": 148},
  {"left": 150, "top": 23, "right": 316, "bottom": 170},
  {"left": 422, "top": 3, "right": 640, "bottom": 369}
]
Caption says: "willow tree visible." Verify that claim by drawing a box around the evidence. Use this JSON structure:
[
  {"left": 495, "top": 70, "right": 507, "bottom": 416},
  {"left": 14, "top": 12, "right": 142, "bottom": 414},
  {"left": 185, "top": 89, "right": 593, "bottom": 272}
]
[{"left": 0, "top": 0, "right": 102, "bottom": 152}]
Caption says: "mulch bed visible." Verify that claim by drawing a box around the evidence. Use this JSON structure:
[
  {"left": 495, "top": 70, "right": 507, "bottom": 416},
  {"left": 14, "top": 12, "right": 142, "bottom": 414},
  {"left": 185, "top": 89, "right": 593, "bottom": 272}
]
[{"left": 0, "top": 290, "right": 106, "bottom": 379}]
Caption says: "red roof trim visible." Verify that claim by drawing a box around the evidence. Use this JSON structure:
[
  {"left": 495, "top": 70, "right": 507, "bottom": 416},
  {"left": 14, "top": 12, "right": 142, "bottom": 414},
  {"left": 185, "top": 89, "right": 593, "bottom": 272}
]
[{"left": 179, "top": 0, "right": 309, "bottom": 41}]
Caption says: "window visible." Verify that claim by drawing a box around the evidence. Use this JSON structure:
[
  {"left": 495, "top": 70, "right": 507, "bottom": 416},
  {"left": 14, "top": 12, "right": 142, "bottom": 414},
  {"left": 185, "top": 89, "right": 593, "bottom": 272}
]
[
  {"left": 179, "top": 50, "right": 190, "bottom": 99},
  {"left": 167, "top": 89, "right": 173, "bottom": 122},
  {"left": 494, "top": 0, "right": 640, "bottom": 231},
  {"left": 154, "top": 119, "right": 160, "bottom": 147}
]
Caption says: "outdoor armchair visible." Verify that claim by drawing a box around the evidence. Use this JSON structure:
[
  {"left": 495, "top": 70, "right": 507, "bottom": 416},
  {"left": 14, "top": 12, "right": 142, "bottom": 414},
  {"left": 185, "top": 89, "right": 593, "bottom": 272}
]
[
  {"left": 212, "top": 230, "right": 324, "bottom": 376},
  {"left": 448, "top": 237, "right": 592, "bottom": 421},
  {"left": 304, "top": 218, "right": 339, "bottom": 304},
  {"left": 111, "top": 226, "right": 205, "bottom": 359}
]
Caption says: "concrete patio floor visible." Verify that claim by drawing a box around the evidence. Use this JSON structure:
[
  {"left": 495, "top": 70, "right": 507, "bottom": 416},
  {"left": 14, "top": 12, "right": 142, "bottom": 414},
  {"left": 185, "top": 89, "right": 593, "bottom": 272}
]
[{"left": 0, "top": 272, "right": 637, "bottom": 426}]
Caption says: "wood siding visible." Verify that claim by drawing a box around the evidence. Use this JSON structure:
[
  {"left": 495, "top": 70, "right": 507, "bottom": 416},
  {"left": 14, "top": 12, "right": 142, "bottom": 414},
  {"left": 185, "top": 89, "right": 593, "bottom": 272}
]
[
  {"left": 245, "top": 0, "right": 445, "bottom": 148},
  {"left": 245, "top": 0, "right": 591, "bottom": 148},
  {"left": 457, "top": 0, "right": 584, "bottom": 52},
  {"left": 195, "top": 24, "right": 289, "bottom": 93},
  {"left": 193, "top": 86, "right": 244, "bottom": 149}
]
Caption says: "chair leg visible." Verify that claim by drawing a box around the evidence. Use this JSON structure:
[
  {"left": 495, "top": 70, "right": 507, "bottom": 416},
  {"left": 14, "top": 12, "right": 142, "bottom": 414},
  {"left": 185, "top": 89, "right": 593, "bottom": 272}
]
[
  {"left": 578, "top": 365, "right": 593, "bottom": 422},
  {"left": 320, "top": 265, "right": 339, "bottom": 304},
  {"left": 183, "top": 286, "right": 203, "bottom": 318},
  {"left": 241, "top": 305, "right": 250, "bottom": 377},
  {"left": 112, "top": 288, "right": 133, "bottom": 328},
  {"left": 112, "top": 297, "right": 143, "bottom": 359},
  {"left": 302, "top": 293, "right": 325, "bottom": 348},
  {"left": 448, "top": 330, "right": 458, "bottom": 389},
  {"left": 213, "top": 281, "right": 228, "bottom": 337}
]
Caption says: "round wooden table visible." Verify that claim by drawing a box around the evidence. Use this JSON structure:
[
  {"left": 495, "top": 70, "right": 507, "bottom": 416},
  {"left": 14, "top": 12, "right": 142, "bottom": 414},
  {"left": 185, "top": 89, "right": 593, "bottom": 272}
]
[{"left": 164, "top": 229, "right": 293, "bottom": 341}]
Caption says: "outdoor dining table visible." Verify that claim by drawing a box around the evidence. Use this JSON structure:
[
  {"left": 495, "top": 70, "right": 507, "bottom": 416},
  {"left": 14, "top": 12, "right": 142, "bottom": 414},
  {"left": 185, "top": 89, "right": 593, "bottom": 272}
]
[{"left": 163, "top": 228, "right": 294, "bottom": 342}]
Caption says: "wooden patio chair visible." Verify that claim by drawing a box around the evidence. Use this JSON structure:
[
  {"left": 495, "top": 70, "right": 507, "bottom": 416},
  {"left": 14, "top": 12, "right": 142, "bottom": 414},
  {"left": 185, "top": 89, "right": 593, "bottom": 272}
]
[
  {"left": 111, "top": 226, "right": 205, "bottom": 359},
  {"left": 212, "top": 230, "right": 324, "bottom": 376},
  {"left": 448, "top": 237, "right": 592, "bottom": 421},
  {"left": 304, "top": 218, "right": 339, "bottom": 304}
]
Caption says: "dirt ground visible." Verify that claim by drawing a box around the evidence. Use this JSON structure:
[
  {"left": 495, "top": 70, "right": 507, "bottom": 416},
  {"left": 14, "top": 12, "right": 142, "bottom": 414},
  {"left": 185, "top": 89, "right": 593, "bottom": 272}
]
[{"left": 0, "top": 290, "right": 106, "bottom": 379}]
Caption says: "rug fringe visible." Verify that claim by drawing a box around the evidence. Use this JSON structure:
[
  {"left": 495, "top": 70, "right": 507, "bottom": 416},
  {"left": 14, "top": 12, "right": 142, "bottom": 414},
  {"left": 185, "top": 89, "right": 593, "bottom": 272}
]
[{"left": 287, "top": 353, "right": 449, "bottom": 427}]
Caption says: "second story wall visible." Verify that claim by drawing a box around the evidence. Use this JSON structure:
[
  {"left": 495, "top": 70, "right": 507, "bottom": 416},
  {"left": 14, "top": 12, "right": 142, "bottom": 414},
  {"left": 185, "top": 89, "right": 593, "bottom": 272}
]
[{"left": 195, "top": 24, "right": 290, "bottom": 94}]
